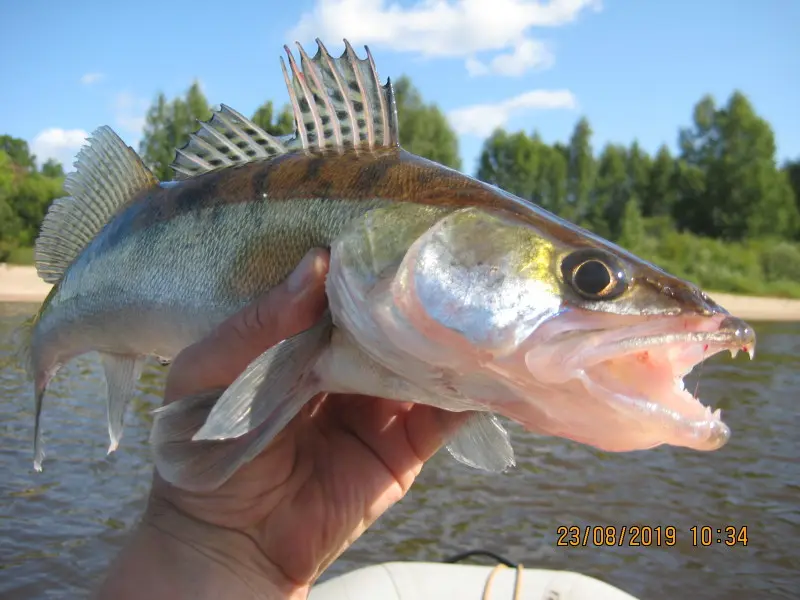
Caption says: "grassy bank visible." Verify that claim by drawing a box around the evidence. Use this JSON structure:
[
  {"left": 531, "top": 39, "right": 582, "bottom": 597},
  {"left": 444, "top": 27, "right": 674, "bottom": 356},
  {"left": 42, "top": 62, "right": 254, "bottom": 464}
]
[{"left": 621, "top": 217, "right": 800, "bottom": 298}]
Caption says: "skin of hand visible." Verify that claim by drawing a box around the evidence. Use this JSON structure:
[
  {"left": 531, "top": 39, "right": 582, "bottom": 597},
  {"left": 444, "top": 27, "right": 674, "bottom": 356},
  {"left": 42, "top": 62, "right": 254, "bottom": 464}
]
[{"left": 96, "top": 248, "right": 469, "bottom": 600}]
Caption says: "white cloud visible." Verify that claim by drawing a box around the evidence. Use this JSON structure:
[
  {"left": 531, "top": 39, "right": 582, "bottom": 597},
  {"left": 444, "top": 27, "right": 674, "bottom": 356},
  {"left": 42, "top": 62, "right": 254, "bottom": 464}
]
[
  {"left": 80, "top": 72, "right": 104, "bottom": 85},
  {"left": 466, "top": 38, "right": 554, "bottom": 77},
  {"left": 288, "top": 0, "right": 601, "bottom": 76},
  {"left": 449, "top": 89, "right": 578, "bottom": 137},
  {"left": 30, "top": 128, "right": 89, "bottom": 171},
  {"left": 113, "top": 91, "right": 148, "bottom": 136}
]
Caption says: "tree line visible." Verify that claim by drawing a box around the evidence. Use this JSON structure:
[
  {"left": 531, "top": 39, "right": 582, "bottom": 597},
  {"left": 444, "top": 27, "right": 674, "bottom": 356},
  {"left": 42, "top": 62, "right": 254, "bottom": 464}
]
[{"left": 2, "top": 78, "right": 799, "bottom": 296}]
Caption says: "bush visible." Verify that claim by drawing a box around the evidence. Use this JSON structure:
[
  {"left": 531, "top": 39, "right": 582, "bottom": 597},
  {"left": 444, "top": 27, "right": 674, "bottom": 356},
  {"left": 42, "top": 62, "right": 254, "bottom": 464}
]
[
  {"left": 620, "top": 219, "right": 800, "bottom": 298},
  {"left": 6, "top": 245, "right": 34, "bottom": 264}
]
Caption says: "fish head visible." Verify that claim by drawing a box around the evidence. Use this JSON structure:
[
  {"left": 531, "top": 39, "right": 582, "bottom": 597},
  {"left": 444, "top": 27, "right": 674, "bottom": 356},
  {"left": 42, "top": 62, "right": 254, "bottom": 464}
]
[
  {"left": 518, "top": 216, "right": 756, "bottom": 453},
  {"left": 381, "top": 201, "right": 755, "bottom": 454}
]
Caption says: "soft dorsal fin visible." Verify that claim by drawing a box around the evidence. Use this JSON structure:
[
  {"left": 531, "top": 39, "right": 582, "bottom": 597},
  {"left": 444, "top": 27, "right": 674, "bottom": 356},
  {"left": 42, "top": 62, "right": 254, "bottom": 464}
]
[
  {"left": 168, "top": 39, "right": 400, "bottom": 179},
  {"left": 282, "top": 38, "right": 400, "bottom": 152},
  {"left": 34, "top": 126, "right": 157, "bottom": 284}
]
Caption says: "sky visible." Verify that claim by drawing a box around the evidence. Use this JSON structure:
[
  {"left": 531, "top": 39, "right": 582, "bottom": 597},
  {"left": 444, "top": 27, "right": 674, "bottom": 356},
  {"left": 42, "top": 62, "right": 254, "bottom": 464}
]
[{"left": 1, "top": 0, "right": 798, "bottom": 176}]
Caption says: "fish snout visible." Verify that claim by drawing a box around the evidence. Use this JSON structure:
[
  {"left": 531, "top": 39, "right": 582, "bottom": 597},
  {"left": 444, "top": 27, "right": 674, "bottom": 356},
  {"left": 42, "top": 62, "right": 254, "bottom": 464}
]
[{"left": 718, "top": 315, "right": 756, "bottom": 352}]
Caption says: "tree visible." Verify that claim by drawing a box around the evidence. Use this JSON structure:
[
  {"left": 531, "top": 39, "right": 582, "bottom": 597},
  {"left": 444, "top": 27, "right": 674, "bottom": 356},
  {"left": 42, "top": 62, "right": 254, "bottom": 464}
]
[
  {"left": 40, "top": 159, "right": 64, "bottom": 178},
  {"left": 0, "top": 150, "right": 21, "bottom": 259},
  {"left": 185, "top": 81, "right": 212, "bottom": 124},
  {"left": 393, "top": 76, "right": 461, "bottom": 170},
  {"left": 626, "top": 141, "right": 651, "bottom": 209},
  {"left": 477, "top": 129, "right": 540, "bottom": 200},
  {"left": 784, "top": 158, "right": 800, "bottom": 218},
  {"left": 252, "top": 101, "right": 294, "bottom": 136},
  {"left": 645, "top": 145, "right": 677, "bottom": 218},
  {"left": 139, "top": 82, "right": 212, "bottom": 181},
  {"left": 676, "top": 91, "right": 799, "bottom": 240},
  {"left": 565, "top": 117, "right": 595, "bottom": 223},
  {"left": 140, "top": 93, "right": 174, "bottom": 181},
  {"left": 0, "top": 135, "right": 35, "bottom": 171},
  {"left": 617, "top": 195, "right": 646, "bottom": 252},
  {"left": 476, "top": 129, "right": 569, "bottom": 216},
  {"left": 589, "top": 143, "right": 628, "bottom": 239}
]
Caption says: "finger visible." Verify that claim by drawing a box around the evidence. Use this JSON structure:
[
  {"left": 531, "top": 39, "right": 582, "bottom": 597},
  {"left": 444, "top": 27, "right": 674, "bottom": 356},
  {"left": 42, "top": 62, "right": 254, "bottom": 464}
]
[
  {"left": 404, "top": 404, "right": 471, "bottom": 463},
  {"left": 165, "top": 248, "right": 330, "bottom": 402}
]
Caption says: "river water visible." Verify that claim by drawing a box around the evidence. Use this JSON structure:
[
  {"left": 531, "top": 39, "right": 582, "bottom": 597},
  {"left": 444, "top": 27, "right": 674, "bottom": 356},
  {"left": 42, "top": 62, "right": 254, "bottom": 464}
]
[{"left": 0, "top": 302, "right": 798, "bottom": 599}]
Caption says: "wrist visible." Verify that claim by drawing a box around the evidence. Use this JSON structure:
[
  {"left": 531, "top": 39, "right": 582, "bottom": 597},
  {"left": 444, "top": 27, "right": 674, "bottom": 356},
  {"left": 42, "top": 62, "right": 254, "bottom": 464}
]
[{"left": 96, "top": 496, "right": 309, "bottom": 600}]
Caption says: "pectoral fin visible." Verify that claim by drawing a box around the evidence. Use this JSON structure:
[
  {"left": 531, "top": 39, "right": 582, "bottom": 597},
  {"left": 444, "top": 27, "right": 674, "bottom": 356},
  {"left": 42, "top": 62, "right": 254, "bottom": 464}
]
[
  {"left": 100, "top": 353, "right": 144, "bottom": 453},
  {"left": 446, "top": 412, "right": 516, "bottom": 472},
  {"left": 150, "top": 314, "right": 332, "bottom": 491},
  {"left": 192, "top": 312, "right": 333, "bottom": 441}
]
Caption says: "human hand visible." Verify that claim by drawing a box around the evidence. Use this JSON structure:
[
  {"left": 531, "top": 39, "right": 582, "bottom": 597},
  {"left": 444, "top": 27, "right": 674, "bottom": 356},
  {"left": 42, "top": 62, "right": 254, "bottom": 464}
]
[{"left": 97, "top": 248, "right": 468, "bottom": 600}]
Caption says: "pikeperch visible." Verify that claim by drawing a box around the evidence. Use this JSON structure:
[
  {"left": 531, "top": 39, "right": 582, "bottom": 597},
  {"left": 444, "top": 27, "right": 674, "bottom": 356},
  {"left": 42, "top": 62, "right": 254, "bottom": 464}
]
[{"left": 17, "top": 39, "right": 755, "bottom": 492}]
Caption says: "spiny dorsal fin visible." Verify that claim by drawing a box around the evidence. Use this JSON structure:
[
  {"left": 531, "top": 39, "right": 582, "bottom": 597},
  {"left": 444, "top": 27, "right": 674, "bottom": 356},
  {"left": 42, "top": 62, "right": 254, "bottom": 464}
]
[
  {"left": 282, "top": 38, "right": 400, "bottom": 152},
  {"left": 169, "top": 105, "right": 289, "bottom": 179},
  {"left": 34, "top": 126, "right": 157, "bottom": 284},
  {"left": 168, "top": 39, "right": 400, "bottom": 179}
]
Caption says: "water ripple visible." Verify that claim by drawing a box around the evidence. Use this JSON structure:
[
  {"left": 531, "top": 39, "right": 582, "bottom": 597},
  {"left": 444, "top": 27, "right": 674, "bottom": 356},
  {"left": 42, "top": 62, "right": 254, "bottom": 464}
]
[{"left": 1, "top": 306, "right": 798, "bottom": 599}]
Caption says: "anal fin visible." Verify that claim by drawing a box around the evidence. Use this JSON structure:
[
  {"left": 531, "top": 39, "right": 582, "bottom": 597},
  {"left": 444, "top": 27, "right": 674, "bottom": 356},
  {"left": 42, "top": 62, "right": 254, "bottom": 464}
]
[
  {"left": 100, "top": 353, "right": 144, "bottom": 453},
  {"left": 446, "top": 412, "right": 515, "bottom": 472}
]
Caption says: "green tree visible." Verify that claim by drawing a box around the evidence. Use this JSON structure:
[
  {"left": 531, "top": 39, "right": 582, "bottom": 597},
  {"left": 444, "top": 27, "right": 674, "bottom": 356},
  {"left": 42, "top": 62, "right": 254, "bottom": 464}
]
[
  {"left": 0, "top": 135, "right": 35, "bottom": 171},
  {"left": 645, "top": 145, "right": 677, "bottom": 218},
  {"left": 9, "top": 173, "right": 64, "bottom": 246},
  {"left": 40, "top": 158, "right": 64, "bottom": 178},
  {"left": 140, "top": 93, "right": 174, "bottom": 181},
  {"left": 589, "top": 143, "right": 628, "bottom": 238},
  {"left": 185, "top": 81, "right": 212, "bottom": 124},
  {"left": 139, "top": 82, "right": 212, "bottom": 181},
  {"left": 252, "top": 101, "right": 294, "bottom": 136},
  {"left": 537, "top": 141, "right": 569, "bottom": 216},
  {"left": 617, "top": 195, "right": 646, "bottom": 252},
  {"left": 677, "top": 91, "right": 799, "bottom": 239},
  {"left": 564, "top": 117, "right": 595, "bottom": 223},
  {"left": 626, "top": 141, "right": 651, "bottom": 208},
  {"left": 0, "top": 150, "right": 21, "bottom": 259},
  {"left": 784, "top": 158, "right": 800, "bottom": 218},
  {"left": 477, "top": 129, "right": 539, "bottom": 200},
  {"left": 393, "top": 76, "right": 461, "bottom": 170}
]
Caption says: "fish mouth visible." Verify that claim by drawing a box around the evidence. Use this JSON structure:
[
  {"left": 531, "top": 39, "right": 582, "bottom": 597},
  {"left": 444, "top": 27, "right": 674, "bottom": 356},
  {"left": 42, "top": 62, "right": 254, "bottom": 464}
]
[{"left": 524, "top": 312, "right": 756, "bottom": 451}]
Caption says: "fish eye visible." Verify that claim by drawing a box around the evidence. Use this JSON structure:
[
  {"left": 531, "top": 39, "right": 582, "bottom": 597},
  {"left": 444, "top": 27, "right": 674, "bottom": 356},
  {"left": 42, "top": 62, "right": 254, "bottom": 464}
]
[{"left": 561, "top": 249, "right": 628, "bottom": 301}]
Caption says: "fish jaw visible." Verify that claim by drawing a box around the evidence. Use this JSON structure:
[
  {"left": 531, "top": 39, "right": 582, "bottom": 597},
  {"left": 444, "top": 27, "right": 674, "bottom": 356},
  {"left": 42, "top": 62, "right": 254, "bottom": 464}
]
[{"left": 508, "top": 310, "right": 756, "bottom": 452}]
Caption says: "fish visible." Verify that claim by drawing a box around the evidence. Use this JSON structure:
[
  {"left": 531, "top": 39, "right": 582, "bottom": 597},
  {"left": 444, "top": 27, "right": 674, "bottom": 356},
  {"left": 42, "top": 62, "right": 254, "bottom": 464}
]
[{"left": 16, "top": 38, "right": 756, "bottom": 492}]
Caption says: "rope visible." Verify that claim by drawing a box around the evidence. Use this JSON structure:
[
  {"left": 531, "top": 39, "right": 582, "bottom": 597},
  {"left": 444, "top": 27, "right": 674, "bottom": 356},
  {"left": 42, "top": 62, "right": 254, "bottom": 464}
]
[{"left": 482, "top": 562, "right": 523, "bottom": 600}]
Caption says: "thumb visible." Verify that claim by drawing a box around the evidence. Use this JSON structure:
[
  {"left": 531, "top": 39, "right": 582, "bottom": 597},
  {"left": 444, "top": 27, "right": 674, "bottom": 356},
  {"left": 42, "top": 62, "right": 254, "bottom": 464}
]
[{"left": 164, "top": 248, "right": 330, "bottom": 402}]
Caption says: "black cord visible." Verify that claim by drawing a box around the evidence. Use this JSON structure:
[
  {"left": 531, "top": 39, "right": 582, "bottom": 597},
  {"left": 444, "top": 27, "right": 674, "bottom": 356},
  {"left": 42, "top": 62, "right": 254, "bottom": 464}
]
[{"left": 442, "top": 550, "right": 518, "bottom": 568}]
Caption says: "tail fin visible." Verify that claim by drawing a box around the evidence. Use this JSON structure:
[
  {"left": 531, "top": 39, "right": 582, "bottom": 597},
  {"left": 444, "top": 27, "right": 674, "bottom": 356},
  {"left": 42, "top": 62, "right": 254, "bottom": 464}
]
[{"left": 13, "top": 316, "right": 58, "bottom": 471}]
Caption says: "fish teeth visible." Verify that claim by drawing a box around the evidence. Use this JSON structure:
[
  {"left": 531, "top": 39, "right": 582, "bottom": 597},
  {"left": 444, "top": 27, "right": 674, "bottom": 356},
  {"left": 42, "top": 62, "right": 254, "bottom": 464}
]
[
  {"left": 747, "top": 346, "right": 755, "bottom": 360},
  {"left": 729, "top": 348, "right": 739, "bottom": 359},
  {"left": 713, "top": 408, "right": 722, "bottom": 420}
]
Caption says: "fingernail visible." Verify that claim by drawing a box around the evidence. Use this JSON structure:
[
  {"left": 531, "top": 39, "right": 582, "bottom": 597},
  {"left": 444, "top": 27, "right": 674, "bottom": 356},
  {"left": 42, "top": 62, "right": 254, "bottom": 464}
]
[{"left": 287, "top": 250, "right": 320, "bottom": 295}]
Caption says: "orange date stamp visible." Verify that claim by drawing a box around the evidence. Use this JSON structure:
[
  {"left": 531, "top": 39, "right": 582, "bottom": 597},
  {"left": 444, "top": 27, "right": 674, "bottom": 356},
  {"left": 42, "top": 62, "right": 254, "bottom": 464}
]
[{"left": 556, "top": 525, "right": 749, "bottom": 547}]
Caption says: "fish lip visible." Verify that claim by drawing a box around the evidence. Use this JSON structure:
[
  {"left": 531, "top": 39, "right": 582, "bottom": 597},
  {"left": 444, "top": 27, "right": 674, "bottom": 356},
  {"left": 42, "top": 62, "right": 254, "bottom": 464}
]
[
  {"left": 577, "top": 327, "right": 756, "bottom": 371},
  {"left": 577, "top": 369, "right": 732, "bottom": 451},
  {"left": 524, "top": 310, "right": 755, "bottom": 450}
]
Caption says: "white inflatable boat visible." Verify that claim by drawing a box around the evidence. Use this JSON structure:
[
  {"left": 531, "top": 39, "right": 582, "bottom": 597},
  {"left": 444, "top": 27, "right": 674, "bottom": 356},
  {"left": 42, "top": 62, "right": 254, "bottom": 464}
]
[{"left": 309, "top": 552, "right": 640, "bottom": 600}]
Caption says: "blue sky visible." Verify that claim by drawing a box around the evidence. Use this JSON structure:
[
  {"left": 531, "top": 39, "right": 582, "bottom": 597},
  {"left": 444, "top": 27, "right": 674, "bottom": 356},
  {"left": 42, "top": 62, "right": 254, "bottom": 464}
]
[{"left": 1, "top": 0, "right": 798, "bottom": 176}]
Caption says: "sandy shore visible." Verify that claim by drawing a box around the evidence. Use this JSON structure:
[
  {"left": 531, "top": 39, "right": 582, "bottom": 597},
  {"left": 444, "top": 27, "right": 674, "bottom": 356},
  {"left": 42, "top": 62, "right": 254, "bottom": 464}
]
[{"left": 2, "top": 264, "right": 800, "bottom": 321}]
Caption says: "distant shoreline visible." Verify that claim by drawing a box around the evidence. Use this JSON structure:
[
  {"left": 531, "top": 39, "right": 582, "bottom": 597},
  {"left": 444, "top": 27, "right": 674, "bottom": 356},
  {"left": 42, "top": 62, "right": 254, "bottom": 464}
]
[{"left": 3, "top": 263, "right": 800, "bottom": 321}]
